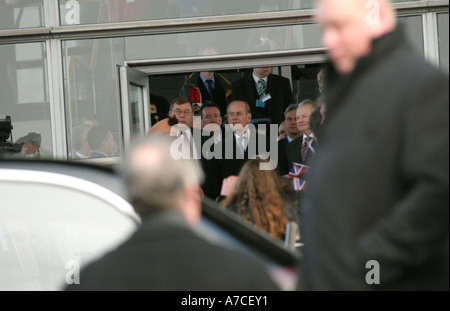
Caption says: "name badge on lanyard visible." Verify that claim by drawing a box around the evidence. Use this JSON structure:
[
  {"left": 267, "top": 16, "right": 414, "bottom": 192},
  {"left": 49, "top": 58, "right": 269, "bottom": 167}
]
[{"left": 256, "top": 94, "right": 271, "bottom": 108}]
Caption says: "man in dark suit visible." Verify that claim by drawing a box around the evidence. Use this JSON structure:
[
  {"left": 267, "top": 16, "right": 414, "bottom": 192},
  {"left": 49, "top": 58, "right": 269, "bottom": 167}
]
[
  {"left": 181, "top": 71, "right": 232, "bottom": 117},
  {"left": 202, "top": 100, "right": 275, "bottom": 200},
  {"left": 298, "top": 0, "right": 449, "bottom": 291},
  {"left": 231, "top": 67, "right": 294, "bottom": 126},
  {"left": 286, "top": 99, "right": 317, "bottom": 167},
  {"left": 65, "top": 136, "right": 279, "bottom": 291},
  {"left": 278, "top": 104, "right": 303, "bottom": 175}
]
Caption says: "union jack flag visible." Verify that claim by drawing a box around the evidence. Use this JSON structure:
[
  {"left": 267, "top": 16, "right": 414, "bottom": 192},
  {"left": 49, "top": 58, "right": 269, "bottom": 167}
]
[
  {"left": 292, "top": 177, "right": 307, "bottom": 191},
  {"left": 288, "top": 162, "right": 309, "bottom": 177}
]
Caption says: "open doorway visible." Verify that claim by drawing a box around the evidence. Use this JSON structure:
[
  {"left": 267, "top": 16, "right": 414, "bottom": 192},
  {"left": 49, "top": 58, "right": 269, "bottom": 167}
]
[
  {"left": 119, "top": 52, "right": 327, "bottom": 150},
  {"left": 147, "top": 63, "right": 325, "bottom": 122}
]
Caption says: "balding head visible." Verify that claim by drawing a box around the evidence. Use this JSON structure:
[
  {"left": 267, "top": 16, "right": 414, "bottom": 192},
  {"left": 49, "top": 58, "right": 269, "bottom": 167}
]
[
  {"left": 124, "top": 135, "right": 203, "bottom": 225},
  {"left": 316, "top": 0, "right": 396, "bottom": 74}
]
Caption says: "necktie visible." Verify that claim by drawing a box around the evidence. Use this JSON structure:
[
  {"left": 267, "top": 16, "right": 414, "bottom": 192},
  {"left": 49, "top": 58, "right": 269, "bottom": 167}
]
[
  {"left": 301, "top": 136, "right": 312, "bottom": 162},
  {"left": 237, "top": 135, "right": 247, "bottom": 155},
  {"left": 258, "top": 79, "right": 266, "bottom": 97},
  {"left": 180, "top": 131, "right": 194, "bottom": 159},
  {"left": 205, "top": 79, "right": 214, "bottom": 98}
]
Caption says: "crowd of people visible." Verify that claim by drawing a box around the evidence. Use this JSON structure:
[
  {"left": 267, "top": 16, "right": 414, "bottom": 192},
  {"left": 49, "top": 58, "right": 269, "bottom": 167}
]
[
  {"left": 146, "top": 82, "right": 320, "bottom": 242},
  {"left": 20, "top": 0, "right": 450, "bottom": 291},
  {"left": 129, "top": 0, "right": 448, "bottom": 291}
]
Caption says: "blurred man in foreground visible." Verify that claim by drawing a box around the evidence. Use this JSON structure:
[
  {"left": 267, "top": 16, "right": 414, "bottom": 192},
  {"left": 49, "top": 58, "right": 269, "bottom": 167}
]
[
  {"left": 299, "top": 0, "right": 449, "bottom": 290},
  {"left": 66, "top": 136, "right": 279, "bottom": 290}
]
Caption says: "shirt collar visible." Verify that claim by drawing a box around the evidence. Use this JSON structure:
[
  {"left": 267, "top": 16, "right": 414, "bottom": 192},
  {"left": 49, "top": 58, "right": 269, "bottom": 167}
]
[
  {"left": 200, "top": 74, "right": 215, "bottom": 85},
  {"left": 234, "top": 130, "right": 250, "bottom": 141},
  {"left": 253, "top": 74, "right": 268, "bottom": 85},
  {"left": 303, "top": 133, "right": 314, "bottom": 140},
  {"left": 177, "top": 129, "right": 192, "bottom": 138}
]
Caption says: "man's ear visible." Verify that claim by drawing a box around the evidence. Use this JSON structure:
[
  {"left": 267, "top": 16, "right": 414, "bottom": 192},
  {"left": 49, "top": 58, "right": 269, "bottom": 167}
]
[
  {"left": 181, "top": 185, "right": 202, "bottom": 226},
  {"left": 368, "top": 0, "right": 396, "bottom": 38}
]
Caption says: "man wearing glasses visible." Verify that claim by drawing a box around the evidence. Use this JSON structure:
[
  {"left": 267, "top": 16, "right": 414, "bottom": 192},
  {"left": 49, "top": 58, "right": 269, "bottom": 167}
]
[
  {"left": 167, "top": 96, "right": 201, "bottom": 162},
  {"left": 168, "top": 96, "right": 194, "bottom": 129}
]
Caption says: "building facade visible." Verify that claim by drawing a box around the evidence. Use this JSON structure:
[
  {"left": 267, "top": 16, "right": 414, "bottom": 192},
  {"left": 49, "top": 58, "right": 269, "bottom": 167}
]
[{"left": 0, "top": 0, "right": 448, "bottom": 162}]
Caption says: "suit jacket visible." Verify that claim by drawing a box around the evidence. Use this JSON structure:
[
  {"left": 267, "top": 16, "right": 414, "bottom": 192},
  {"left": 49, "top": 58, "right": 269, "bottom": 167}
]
[
  {"left": 181, "top": 72, "right": 232, "bottom": 116},
  {"left": 286, "top": 135, "right": 315, "bottom": 167},
  {"left": 65, "top": 210, "right": 279, "bottom": 291},
  {"left": 277, "top": 137, "right": 290, "bottom": 176},
  {"left": 298, "top": 26, "right": 449, "bottom": 291},
  {"left": 231, "top": 74, "right": 294, "bottom": 126},
  {"left": 201, "top": 126, "right": 271, "bottom": 200}
]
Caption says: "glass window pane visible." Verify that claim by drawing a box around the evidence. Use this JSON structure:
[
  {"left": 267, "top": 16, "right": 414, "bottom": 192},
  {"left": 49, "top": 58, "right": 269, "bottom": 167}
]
[
  {"left": 126, "top": 23, "right": 322, "bottom": 60},
  {"left": 57, "top": 0, "right": 424, "bottom": 26},
  {"left": 62, "top": 23, "right": 321, "bottom": 159},
  {"left": 129, "top": 84, "right": 145, "bottom": 137},
  {"left": 59, "top": 0, "right": 318, "bottom": 26},
  {"left": 17, "top": 67, "right": 47, "bottom": 104},
  {"left": 437, "top": 13, "right": 449, "bottom": 74},
  {"left": 0, "top": 42, "right": 52, "bottom": 160},
  {"left": 0, "top": 0, "right": 44, "bottom": 30},
  {"left": 398, "top": 15, "right": 424, "bottom": 57},
  {"left": 63, "top": 37, "right": 125, "bottom": 160}
]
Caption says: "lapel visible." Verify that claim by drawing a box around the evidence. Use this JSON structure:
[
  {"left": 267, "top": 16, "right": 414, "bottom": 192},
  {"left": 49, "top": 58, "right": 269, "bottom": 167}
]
[
  {"left": 305, "top": 139, "right": 316, "bottom": 163},
  {"left": 289, "top": 136, "right": 304, "bottom": 164},
  {"left": 197, "top": 77, "right": 212, "bottom": 101},
  {"left": 279, "top": 137, "right": 289, "bottom": 151},
  {"left": 246, "top": 75, "right": 259, "bottom": 100},
  {"left": 212, "top": 76, "right": 224, "bottom": 100},
  {"left": 266, "top": 74, "right": 275, "bottom": 97},
  {"left": 296, "top": 137, "right": 304, "bottom": 158}
]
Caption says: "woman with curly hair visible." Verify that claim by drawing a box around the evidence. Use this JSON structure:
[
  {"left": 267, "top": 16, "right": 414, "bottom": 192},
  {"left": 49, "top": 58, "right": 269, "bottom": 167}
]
[{"left": 221, "top": 159, "right": 300, "bottom": 240}]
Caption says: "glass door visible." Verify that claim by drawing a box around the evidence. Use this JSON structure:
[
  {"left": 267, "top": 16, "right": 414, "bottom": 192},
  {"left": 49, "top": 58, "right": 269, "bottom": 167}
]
[{"left": 118, "top": 66, "right": 150, "bottom": 151}]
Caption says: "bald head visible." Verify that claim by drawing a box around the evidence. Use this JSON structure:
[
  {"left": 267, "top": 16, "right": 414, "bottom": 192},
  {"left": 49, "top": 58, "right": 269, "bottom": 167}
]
[
  {"left": 125, "top": 136, "right": 203, "bottom": 224},
  {"left": 316, "top": 0, "right": 396, "bottom": 74}
]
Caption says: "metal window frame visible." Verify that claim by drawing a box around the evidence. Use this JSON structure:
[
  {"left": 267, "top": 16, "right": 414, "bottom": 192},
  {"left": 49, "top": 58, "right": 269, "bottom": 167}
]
[
  {"left": 1, "top": 1, "right": 448, "bottom": 43},
  {"left": 125, "top": 48, "right": 327, "bottom": 75},
  {"left": 435, "top": 11, "right": 450, "bottom": 72},
  {"left": 424, "top": 12, "right": 440, "bottom": 66}
]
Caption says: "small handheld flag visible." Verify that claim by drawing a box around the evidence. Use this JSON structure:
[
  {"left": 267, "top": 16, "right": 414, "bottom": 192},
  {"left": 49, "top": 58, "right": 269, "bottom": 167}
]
[
  {"left": 288, "top": 162, "right": 309, "bottom": 177},
  {"left": 292, "top": 177, "right": 307, "bottom": 191}
]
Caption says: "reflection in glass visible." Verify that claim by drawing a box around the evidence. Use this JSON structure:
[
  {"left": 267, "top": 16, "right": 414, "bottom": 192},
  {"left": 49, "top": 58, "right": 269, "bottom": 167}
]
[
  {"left": 58, "top": 0, "right": 316, "bottom": 26},
  {"left": 398, "top": 15, "right": 424, "bottom": 57},
  {"left": 129, "top": 83, "right": 145, "bottom": 137},
  {"left": 0, "top": 0, "right": 44, "bottom": 30},
  {"left": 0, "top": 42, "right": 52, "bottom": 159},
  {"left": 126, "top": 23, "right": 322, "bottom": 60},
  {"left": 63, "top": 37, "right": 125, "bottom": 160},
  {"left": 57, "top": 0, "right": 424, "bottom": 26}
]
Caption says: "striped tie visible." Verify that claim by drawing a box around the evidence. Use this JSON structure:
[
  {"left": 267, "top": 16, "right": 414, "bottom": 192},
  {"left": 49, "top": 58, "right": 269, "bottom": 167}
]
[
  {"left": 300, "top": 136, "right": 312, "bottom": 162},
  {"left": 258, "top": 79, "right": 266, "bottom": 97}
]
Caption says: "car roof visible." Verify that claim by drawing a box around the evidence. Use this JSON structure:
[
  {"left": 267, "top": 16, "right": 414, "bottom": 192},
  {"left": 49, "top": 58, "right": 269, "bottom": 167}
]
[{"left": 0, "top": 160, "right": 300, "bottom": 290}]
